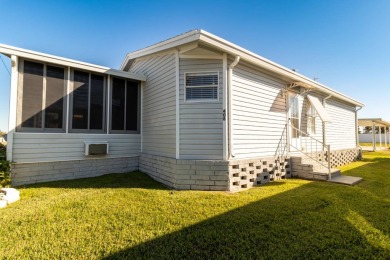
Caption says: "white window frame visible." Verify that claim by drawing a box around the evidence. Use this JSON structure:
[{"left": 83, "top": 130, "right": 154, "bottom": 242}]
[
  {"left": 184, "top": 71, "right": 219, "bottom": 103},
  {"left": 17, "top": 58, "right": 67, "bottom": 133},
  {"left": 69, "top": 69, "right": 107, "bottom": 133},
  {"left": 307, "top": 103, "right": 316, "bottom": 135}
]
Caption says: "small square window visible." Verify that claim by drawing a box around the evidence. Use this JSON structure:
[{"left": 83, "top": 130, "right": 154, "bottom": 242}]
[{"left": 185, "top": 73, "right": 218, "bottom": 101}]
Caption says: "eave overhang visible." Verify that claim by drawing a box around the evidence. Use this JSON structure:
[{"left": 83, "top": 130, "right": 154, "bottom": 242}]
[
  {"left": 0, "top": 44, "right": 146, "bottom": 81},
  {"left": 121, "top": 29, "right": 364, "bottom": 107},
  {"left": 358, "top": 118, "right": 390, "bottom": 127}
]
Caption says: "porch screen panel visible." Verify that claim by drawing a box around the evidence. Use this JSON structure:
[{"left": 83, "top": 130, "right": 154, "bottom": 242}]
[
  {"left": 111, "top": 78, "right": 125, "bottom": 130},
  {"left": 21, "top": 61, "right": 44, "bottom": 128},
  {"left": 45, "top": 66, "right": 65, "bottom": 128},
  {"left": 89, "top": 74, "right": 104, "bottom": 130},
  {"left": 72, "top": 70, "right": 89, "bottom": 129},
  {"left": 125, "top": 81, "right": 138, "bottom": 131}
]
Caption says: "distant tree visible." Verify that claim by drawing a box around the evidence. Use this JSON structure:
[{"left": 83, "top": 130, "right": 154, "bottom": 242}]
[{"left": 364, "top": 126, "right": 372, "bottom": 134}]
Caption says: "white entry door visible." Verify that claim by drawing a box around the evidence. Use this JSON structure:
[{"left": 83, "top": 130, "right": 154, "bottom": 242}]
[{"left": 289, "top": 93, "right": 301, "bottom": 150}]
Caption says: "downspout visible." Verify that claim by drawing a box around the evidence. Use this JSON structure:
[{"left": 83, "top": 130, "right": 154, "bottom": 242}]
[
  {"left": 322, "top": 95, "right": 332, "bottom": 146},
  {"left": 228, "top": 56, "right": 240, "bottom": 159},
  {"left": 355, "top": 106, "right": 363, "bottom": 148}
]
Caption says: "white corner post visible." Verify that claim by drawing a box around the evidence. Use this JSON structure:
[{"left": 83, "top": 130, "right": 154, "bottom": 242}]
[
  {"left": 65, "top": 67, "right": 71, "bottom": 133},
  {"left": 106, "top": 75, "right": 111, "bottom": 134},
  {"left": 7, "top": 55, "right": 18, "bottom": 161},
  {"left": 175, "top": 49, "right": 180, "bottom": 159},
  {"left": 140, "top": 81, "right": 144, "bottom": 153},
  {"left": 228, "top": 56, "right": 240, "bottom": 159},
  {"left": 222, "top": 53, "right": 228, "bottom": 160}
]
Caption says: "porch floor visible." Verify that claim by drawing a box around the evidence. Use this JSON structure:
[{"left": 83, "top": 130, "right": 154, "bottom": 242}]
[{"left": 327, "top": 175, "right": 363, "bottom": 185}]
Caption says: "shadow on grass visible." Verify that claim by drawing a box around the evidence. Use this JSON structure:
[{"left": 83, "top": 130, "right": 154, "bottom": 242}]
[
  {"left": 20, "top": 172, "right": 169, "bottom": 190},
  {"left": 100, "top": 156, "right": 390, "bottom": 259},
  {"left": 18, "top": 154, "right": 390, "bottom": 258}
]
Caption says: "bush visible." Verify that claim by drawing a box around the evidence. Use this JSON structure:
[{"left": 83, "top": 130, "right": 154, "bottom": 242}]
[{"left": 0, "top": 143, "right": 11, "bottom": 187}]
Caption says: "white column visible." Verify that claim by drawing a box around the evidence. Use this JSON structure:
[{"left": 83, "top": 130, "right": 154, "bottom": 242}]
[
  {"left": 379, "top": 126, "right": 382, "bottom": 149},
  {"left": 7, "top": 55, "right": 18, "bottom": 161}
]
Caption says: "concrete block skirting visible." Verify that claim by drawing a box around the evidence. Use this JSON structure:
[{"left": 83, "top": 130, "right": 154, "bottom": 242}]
[
  {"left": 11, "top": 156, "right": 139, "bottom": 186},
  {"left": 139, "top": 153, "right": 291, "bottom": 192}
]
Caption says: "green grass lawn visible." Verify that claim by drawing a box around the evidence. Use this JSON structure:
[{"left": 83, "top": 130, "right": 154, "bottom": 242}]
[
  {"left": 1, "top": 151, "right": 389, "bottom": 259},
  {"left": 360, "top": 142, "right": 389, "bottom": 147}
]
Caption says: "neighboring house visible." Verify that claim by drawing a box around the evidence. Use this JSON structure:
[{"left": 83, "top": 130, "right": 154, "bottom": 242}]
[{"left": 0, "top": 30, "right": 364, "bottom": 191}]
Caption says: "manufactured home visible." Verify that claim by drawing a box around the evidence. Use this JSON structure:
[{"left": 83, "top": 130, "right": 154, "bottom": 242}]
[{"left": 1, "top": 30, "right": 364, "bottom": 191}]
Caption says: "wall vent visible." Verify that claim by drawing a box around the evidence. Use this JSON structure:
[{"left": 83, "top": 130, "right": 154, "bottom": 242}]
[{"left": 85, "top": 142, "right": 109, "bottom": 156}]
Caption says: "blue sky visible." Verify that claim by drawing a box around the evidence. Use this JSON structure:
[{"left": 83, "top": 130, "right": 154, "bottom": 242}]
[{"left": 1, "top": 0, "right": 390, "bottom": 131}]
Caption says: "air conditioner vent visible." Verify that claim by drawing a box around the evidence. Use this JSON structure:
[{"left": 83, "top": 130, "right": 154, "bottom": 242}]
[{"left": 85, "top": 142, "right": 109, "bottom": 156}]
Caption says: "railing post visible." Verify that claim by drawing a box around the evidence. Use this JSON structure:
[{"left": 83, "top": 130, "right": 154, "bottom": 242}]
[{"left": 327, "top": 144, "right": 331, "bottom": 180}]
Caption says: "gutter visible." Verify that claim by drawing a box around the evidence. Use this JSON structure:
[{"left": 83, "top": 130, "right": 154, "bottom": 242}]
[
  {"left": 355, "top": 106, "right": 363, "bottom": 147},
  {"left": 228, "top": 56, "right": 240, "bottom": 159}
]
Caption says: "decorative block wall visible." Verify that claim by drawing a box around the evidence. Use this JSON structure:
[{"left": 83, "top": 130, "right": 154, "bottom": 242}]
[
  {"left": 328, "top": 148, "right": 362, "bottom": 167},
  {"left": 140, "top": 153, "right": 291, "bottom": 192},
  {"left": 228, "top": 157, "right": 291, "bottom": 192},
  {"left": 11, "top": 157, "right": 139, "bottom": 186}
]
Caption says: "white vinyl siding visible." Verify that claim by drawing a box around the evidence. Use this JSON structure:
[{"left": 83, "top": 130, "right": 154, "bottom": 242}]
[
  {"left": 325, "top": 98, "right": 356, "bottom": 150},
  {"left": 129, "top": 54, "right": 176, "bottom": 158},
  {"left": 180, "top": 59, "right": 223, "bottom": 159},
  {"left": 231, "top": 62, "right": 287, "bottom": 158},
  {"left": 12, "top": 133, "right": 140, "bottom": 163}
]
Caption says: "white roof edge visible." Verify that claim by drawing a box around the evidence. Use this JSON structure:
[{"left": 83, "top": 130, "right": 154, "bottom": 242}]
[
  {"left": 0, "top": 44, "right": 146, "bottom": 81},
  {"left": 121, "top": 29, "right": 363, "bottom": 107},
  {"left": 120, "top": 30, "right": 201, "bottom": 70}
]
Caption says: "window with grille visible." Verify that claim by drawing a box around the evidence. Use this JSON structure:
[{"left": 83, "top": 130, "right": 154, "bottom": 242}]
[{"left": 185, "top": 73, "right": 218, "bottom": 101}]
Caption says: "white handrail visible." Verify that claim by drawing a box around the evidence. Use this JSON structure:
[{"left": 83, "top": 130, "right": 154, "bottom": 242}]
[{"left": 288, "top": 124, "right": 332, "bottom": 179}]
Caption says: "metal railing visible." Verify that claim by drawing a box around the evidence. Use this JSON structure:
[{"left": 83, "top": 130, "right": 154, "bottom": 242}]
[
  {"left": 274, "top": 124, "right": 288, "bottom": 171},
  {"left": 289, "top": 124, "right": 332, "bottom": 179}
]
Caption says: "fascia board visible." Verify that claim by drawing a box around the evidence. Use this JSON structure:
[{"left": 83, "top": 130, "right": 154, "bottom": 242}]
[
  {"left": 0, "top": 44, "right": 146, "bottom": 81},
  {"left": 120, "top": 31, "right": 200, "bottom": 70}
]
